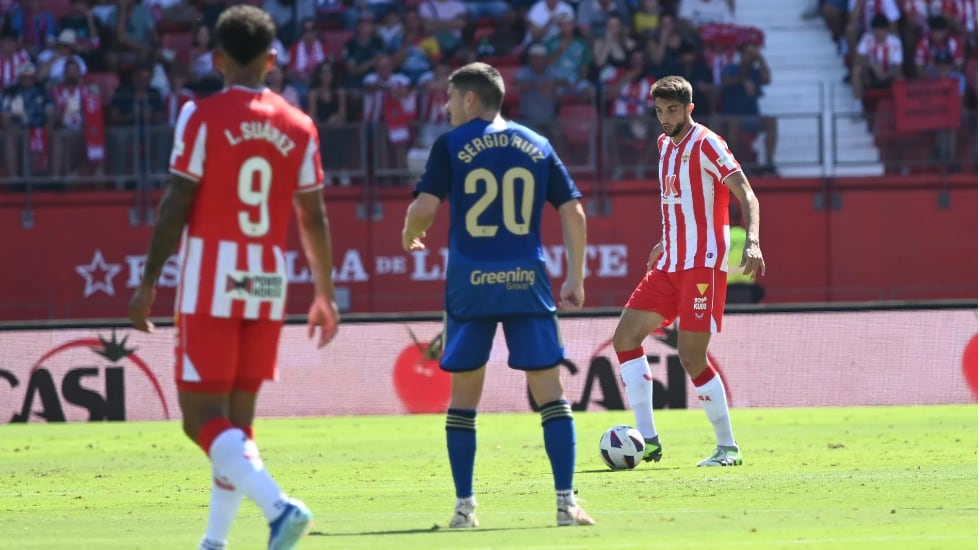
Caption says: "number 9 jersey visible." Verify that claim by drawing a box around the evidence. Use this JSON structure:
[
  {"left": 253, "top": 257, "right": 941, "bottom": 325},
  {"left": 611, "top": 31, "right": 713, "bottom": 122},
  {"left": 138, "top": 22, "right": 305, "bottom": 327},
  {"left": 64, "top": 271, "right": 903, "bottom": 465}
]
[
  {"left": 414, "top": 119, "right": 581, "bottom": 320},
  {"left": 169, "top": 86, "right": 324, "bottom": 320}
]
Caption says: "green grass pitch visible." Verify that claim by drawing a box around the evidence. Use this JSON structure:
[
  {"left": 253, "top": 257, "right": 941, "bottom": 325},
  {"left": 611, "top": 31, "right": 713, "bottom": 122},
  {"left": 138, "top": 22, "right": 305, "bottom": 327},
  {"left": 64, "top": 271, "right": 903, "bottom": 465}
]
[{"left": 0, "top": 405, "right": 976, "bottom": 549}]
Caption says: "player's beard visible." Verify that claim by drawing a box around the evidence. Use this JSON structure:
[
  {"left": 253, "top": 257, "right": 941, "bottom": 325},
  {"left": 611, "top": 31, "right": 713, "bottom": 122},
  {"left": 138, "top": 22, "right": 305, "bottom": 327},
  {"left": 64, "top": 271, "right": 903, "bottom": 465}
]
[{"left": 665, "top": 120, "right": 688, "bottom": 138}]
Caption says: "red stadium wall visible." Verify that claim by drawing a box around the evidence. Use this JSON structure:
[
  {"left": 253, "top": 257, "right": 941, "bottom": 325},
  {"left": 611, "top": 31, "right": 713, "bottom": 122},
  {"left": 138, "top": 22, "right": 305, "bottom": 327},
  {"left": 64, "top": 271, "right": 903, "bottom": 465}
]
[{"left": 0, "top": 175, "right": 975, "bottom": 321}]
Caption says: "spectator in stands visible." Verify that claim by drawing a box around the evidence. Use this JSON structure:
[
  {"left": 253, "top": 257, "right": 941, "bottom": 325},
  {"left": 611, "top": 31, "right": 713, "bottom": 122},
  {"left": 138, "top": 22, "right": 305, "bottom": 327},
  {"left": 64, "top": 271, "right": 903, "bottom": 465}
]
[
  {"left": 915, "top": 15, "right": 965, "bottom": 78},
  {"left": 812, "top": 0, "right": 850, "bottom": 54},
  {"left": 263, "top": 0, "right": 313, "bottom": 45},
  {"left": 343, "top": 0, "right": 399, "bottom": 30},
  {"left": 106, "top": 63, "right": 166, "bottom": 176},
  {"left": 675, "top": 40, "right": 716, "bottom": 117},
  {"left": 362, "top": 53, "right": 415, "bottom": 179},
  {"left": 186, "top": 21, "right": 220, "bottom": 96},
  {"left": 416, "top": 57, "right": 450, "bottom": 147},
  {"left": 343, "top": 11, "right": 385, "bottom": 87},
  {"left": 515, "top": 42, "right": 562, "bottom": 131},
  {"left": 718, "top": 41, "right": 778, "bottom": 175},
  {"left": 844, "top": 0, "right": 900, "bottom": 68},
  {"left": 474, "top": 7, "right": 523, "bottom": 59},
  {"left": 577, "top": 0, "right": 632, "bottom": 39},
  {"left": 647, "top": 13, "right": 684, "bottom": 75},
  {"left": 391, "top": 7, "right": 439, "bottom": 84},
  {"left": 547, "top": 12, "right": 594, "bottom": 102},
  {"left": 605, "top": 48, "right": 656, "bottom": 179},
  {"left": 58, "top": 0, "right": 104, "bottom": 71},
  {"left": 463, "top": 0, "right": 510, "bottom": 19},
  {"left": 144, "top": 0, "right": 199, "bottom": 27},
  {"left": 287, "top": 17, "right": 325, "bottom": 99},
  {"left": 2, "top": 62, "right": 57, "bottom": 179},
  {"left": 633, "top": 0, "right": 664, "bottom": 40},
  {"left": 50, "top": 58, "right": 101, "bottom": 177},
  {"left": 376, "top": 6, "right": 403, "bottom": 51},
  {"left": 7, "top": 0, "right": 58, "bottom": 56},
  {"left": 266, "top": 63, "right": 301, "bottom": 108},
  {"left": 851, "top": 13, "right": 902, "bottom": 114},
  {"left": 163, "top": 63, "right": 193, "bottom": 126},
  {"left": 419, "top": 0, "right": 467, "bottom": 59},
  {"left": 308, "top": 60, "right": 353, "bottom": 185},
  {"left": 592, "top": 12, "right": 637, "bottom": 84},
  {"left": 929, "top": 49, "right": 967, "bottom": 169},
  {"left": 526, "top": 0, "right": 574, "bottom": 44},
  {"left": 108, "top": 0, "right": 158, "bottom": 67},
  {"left": 0, "top": 26, "right": 31, "bottom": 89},
  {"left": 38, "top": 29, "right": 88, "bottom": 85},
  {"left": 197, "top": 0, "right": 226, "bottom": 30},
  {"left": 678, "top": 0, "right": 734, "bottom": 32}
]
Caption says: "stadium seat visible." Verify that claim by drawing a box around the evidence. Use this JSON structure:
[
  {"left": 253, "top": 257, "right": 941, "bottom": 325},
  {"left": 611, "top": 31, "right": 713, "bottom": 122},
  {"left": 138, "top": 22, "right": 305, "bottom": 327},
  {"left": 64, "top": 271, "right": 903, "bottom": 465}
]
[
  {"left": 558, "top": 104, "right": 597, "bottom": 146},
  {"left": 162, "top": 32, "right": 194, "bottom": 65},
  {"left": 84, "top": 72, "right": 120, "bottom": 105},
  {"left": 322, "top": 30, "right": 354, "bottom": 59},
  {"left": 473, "top": 25, "right": 495, "bottom": 45}
]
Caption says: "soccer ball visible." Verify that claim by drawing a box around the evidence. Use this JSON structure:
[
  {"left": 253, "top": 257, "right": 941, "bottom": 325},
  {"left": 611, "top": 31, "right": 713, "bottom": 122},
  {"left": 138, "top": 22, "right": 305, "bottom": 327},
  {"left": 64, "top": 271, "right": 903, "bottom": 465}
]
[{"left": 599, "top": 425, "right": 646, "bottom": 470}]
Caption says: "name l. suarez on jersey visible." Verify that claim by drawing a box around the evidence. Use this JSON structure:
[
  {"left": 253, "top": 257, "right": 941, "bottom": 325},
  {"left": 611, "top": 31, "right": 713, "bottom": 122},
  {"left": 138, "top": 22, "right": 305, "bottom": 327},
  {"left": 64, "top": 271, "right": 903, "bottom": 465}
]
[
  {"left": 455, "top": 133, "right": 546, "bottom": 164},
  {"left": 223, "top": 120, "right": 297, "bottom": 157}
]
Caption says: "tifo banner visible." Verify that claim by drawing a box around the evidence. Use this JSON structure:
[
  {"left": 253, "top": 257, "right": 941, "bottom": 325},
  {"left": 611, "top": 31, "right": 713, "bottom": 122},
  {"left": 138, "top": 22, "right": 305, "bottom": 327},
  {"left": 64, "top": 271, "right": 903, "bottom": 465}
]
[
  {"left": 0, "top": 310, "right": 975, "bottom": 423},
  {"left": 892, "top": 79, "right": 962, "bottom": 133}
]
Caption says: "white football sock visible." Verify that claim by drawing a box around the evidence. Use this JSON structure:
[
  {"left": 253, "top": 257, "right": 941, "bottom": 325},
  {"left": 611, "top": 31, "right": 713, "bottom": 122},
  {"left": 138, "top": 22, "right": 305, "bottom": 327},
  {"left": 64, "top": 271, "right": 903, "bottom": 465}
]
[
  {"left": 202, "top": 469, "right": 243, "bottom": 547},
  {"left": 694, "top": 374, "right": 736, "bottom": 448},
  {"left": 209, "top": 428, "right": 287, "bottom": 522},
  {"left": 620, "top": 356, "right": 658, "bottom": 440}
]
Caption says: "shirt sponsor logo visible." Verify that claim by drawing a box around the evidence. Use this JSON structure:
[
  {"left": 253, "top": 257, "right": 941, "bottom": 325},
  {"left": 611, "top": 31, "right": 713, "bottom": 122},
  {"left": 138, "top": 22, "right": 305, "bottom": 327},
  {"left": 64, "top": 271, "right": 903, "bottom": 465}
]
[
  {"left": 470, "top": 267, "right": 535, "bottom": 290},
  {"left": 224, "top": 271, "right": 285, "bottom": 299}
]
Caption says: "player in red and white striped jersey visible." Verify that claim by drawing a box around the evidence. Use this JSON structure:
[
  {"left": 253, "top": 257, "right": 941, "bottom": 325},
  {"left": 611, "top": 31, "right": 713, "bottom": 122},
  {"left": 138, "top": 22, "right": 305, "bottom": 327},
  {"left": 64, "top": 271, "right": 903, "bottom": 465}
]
[
  {"left": 611, "top": 76, "right": 765, "bottom": 468},
  {"left": 128, "top": 6, "right": 339, "bottom": 550}
]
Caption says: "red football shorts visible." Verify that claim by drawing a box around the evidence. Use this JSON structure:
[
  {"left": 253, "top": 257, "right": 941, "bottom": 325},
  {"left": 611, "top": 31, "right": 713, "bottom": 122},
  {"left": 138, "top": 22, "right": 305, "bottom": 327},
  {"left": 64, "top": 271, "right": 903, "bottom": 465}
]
[
  {"left": 174, "top": 313, "right": 284, "bottom": 393},
  {"left": 624, "top": 267, "right": 727, "bottom": 333}
]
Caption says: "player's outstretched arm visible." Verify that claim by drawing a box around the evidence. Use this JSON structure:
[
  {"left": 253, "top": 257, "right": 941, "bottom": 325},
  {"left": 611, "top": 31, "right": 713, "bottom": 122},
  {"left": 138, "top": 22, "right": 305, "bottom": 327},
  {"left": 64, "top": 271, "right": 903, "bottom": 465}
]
[
  {"left": 723, "top": 171, "right": 766, "bottom": 278},
  {"left": 294, "top": 189, "right": 340, "bottom": 348},
  {"left": 128, "top": 175, "right": 198, "bottom": 333},
  {"left": 402, "top": 192, "right": 441, "bottom": 252},
  {"left": 557, "top": 199, "right": 587, "bottom": 311}
]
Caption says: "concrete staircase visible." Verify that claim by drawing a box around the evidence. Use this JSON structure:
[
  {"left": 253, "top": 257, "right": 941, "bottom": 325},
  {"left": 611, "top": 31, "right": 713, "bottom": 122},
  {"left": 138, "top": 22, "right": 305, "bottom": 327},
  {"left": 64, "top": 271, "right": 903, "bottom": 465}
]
[{"left": 735, "top": 0, "right": 884, "bottom": 177}]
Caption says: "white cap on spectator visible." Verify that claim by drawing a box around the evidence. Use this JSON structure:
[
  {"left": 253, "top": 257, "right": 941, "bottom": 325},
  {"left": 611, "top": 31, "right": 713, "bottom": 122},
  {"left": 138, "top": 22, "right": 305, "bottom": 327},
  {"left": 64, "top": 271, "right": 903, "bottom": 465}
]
[
  {"left": 18, "top": 62, "right": 37, "bottom": 76},
  {"left": 528, "top": 43, "right": 548, "bottom": 56},
  {"left": 57, "top": 29, "right": 77, "bottom": 47}
]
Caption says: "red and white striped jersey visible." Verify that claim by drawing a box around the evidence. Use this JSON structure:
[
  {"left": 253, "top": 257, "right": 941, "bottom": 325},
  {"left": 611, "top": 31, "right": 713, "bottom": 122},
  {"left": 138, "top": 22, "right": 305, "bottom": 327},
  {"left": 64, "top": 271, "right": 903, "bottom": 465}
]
[
  {"left": 655, "top": 122, "right": 741, "bottom": 273},
  {"left": 419, "top": 87, "right": 449, "bottom": 124},
  {"left": 856, "top": 33, "right": 904, "bottom": 71},
  {"left": 288, "top": 40, "right": 326, "bottom": 77},
  {"left": 611, "top": 75, "right": 655, "bottom": 116},
  {"left": 169, "top": 85, "right": 325, "bottom": 320},
  {"left": 905, "top": 0, "right": 977, "bottom": 30},
  {"left": 915, "top": 34, "right": 965, "bottom": 67},
  {"left": 0, "top": 49, "right": 30, "bottom": 88},
  {"left": 852, "top": 0, "right": 903, "bottom": 28}
]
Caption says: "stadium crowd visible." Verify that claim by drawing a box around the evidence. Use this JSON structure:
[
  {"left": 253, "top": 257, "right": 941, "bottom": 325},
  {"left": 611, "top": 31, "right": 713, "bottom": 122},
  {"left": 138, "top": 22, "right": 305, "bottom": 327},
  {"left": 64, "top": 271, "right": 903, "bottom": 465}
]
[{"left": 0, "top": 0, "right": 975, "bottom": 184}]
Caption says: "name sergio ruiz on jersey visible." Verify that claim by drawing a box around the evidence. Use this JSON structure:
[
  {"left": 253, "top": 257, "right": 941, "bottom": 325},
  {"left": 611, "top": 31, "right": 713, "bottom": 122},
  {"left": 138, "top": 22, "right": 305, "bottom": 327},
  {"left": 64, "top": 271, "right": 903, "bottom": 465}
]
[
  {"left": 470, "top": 267, "right": 535, "bottom": 290},
  {"left": 456, "top": 133, "right": 546, "bottom": 164}
]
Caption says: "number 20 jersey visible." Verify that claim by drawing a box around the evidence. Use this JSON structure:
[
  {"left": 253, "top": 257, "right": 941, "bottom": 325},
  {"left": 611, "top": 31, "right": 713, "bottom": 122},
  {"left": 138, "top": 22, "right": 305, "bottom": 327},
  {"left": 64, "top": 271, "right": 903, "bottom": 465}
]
[
  {"left": 169, "top": 86, "right": 324, "bottom": 320},
  {"left": 415, "top": 119, "right": 581, "bottom": 320}
]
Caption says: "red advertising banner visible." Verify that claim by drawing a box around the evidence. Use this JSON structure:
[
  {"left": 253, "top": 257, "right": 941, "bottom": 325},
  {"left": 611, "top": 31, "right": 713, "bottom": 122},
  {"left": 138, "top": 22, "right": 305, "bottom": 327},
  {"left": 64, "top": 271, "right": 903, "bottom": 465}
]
[
  {"left": 892, "top": 79, "right": 963, "bottom": 133},
  {"left": 0, "top": 310, "right": 975, "bottom": 423},
  {"left": 0, "top": 180, "right": 976, "bottom": 321}
]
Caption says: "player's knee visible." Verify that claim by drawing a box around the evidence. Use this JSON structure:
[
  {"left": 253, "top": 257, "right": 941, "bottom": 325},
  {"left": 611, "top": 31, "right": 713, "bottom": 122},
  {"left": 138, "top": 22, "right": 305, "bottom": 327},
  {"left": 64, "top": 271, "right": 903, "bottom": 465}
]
[
  {"left": 612, "top": 326, "right": 644, "bottom": 352},
  {"left": 676, "top": 348, "right": 708, "bottom": 371}
]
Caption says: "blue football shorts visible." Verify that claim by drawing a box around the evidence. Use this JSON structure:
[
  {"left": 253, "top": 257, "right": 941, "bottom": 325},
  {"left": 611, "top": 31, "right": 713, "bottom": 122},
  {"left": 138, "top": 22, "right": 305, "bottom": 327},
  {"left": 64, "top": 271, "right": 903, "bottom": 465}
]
[{"left": 440, "top": 313, "right": 565, "bottom": 372}]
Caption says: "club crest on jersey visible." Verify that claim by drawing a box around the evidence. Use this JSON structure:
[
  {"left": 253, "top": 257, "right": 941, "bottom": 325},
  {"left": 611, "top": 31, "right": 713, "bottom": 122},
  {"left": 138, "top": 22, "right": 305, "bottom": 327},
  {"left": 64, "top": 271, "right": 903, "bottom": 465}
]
[
  {"left": 681, "top": 152, "right": 690, "bottom": 164},
  {"left": 224, "top": 271, "right": 285, "bottom": 299},
  {"left": 662, "top": 174, "right": 680, "bottom": 198}
]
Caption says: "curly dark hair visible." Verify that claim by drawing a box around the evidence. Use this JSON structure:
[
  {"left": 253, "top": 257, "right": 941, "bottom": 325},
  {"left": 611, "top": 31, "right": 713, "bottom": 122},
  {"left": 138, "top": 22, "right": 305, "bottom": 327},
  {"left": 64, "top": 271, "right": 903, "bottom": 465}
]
[
  {"left": 215, "top": 5, "right": 276, "bottom": 67},
  {"left": 650, "top": 75, "right": 693, "bottom": 105}
]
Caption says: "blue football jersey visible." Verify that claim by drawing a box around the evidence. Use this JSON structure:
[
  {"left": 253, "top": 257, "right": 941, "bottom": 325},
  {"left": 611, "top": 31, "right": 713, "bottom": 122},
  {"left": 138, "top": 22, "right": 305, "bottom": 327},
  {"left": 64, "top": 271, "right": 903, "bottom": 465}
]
[{"left": 414, "top": 118, "right": 582, "bottom": 320}]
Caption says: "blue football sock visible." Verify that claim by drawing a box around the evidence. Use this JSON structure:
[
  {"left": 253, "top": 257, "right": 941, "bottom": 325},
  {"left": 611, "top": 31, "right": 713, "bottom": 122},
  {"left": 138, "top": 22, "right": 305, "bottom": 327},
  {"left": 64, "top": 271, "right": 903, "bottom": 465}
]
[
  {"left": 446, "top": 408, "right": 477, "bottom": 499},
  {"left": 540, "top": 400, "right": 575, "bottom": 492}
]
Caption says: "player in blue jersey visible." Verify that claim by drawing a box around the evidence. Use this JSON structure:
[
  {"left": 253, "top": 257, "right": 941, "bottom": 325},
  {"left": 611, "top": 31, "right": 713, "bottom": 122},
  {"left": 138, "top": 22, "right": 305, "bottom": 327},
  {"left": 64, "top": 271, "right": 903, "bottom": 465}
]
[{"left": 401, "top": 62, "right": 594, "bottom": 528}]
